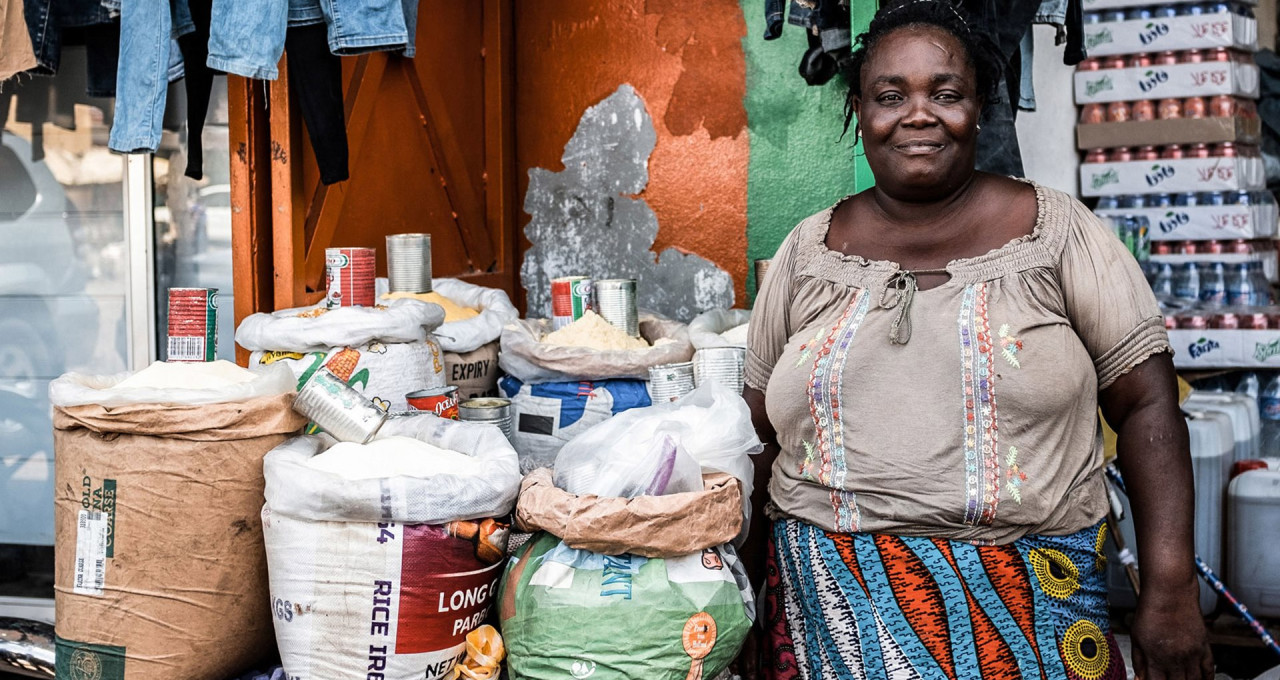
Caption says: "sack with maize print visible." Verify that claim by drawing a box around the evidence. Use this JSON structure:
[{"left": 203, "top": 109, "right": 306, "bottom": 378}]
[{"left": 237, "top": 299, "right": 447, "bottom": 412}]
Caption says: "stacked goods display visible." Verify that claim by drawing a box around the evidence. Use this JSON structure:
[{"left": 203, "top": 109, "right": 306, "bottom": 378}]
[
  {"left": 498, "top": 312, "right": 694, "bottom": 472},
  {"left": 499, "top": 384, "right": 762, "bottom": 680},
  {"left": 236, "top": 298, "right": 446, "bottom": 413},
  {"left": 377, "top": 277, "right": 521, "bottom": 399},
  {"left": 49, "top": 362, "right": 305, "bottom": 680},
  {"left": 262, "top": 414, "right": 522, "bottom": 680}
]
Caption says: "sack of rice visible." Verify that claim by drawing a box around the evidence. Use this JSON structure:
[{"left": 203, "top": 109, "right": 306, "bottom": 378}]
[
  {"left": 236, "top": 298, "right": 446, "bottom": 412},
  {"left": 50, "top": 362, "right": 305, "bottom": 680},
  {"left": 262, "top": 414, "right": 521, "bottom": 680}
]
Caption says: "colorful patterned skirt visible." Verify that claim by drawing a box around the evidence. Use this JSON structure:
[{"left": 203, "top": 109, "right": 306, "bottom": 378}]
[{"left": 765, "top": 519, "right": 1126, "bottom": 680}]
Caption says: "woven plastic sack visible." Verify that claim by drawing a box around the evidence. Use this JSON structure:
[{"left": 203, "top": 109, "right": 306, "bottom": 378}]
[
  {"left": 377, "top": 277, "right": 520, "bottom": 354},
  {"left": 498, "top": 317, "right": 693, "bottom": 384},
  {"left": 499, "top": 533, "right": 753, "bottom": 680},
  {"left": 687, "top": 309, "right": 751, "bottom": 350},
  {"left": 499, "top": 376, "right": 651, "bottom": 474},
  {"left": 237, "top": 299, "right": 446, "bottom": 412}
]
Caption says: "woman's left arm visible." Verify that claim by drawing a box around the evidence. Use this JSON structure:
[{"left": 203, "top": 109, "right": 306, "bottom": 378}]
[{"left": 1099, "top": 353, "right": 1214, "bottom": 680}]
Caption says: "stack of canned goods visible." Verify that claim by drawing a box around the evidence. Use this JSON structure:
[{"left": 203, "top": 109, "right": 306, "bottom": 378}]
[
  {"left": 1084, "top": 1, "right": 1255, "bottom": 22},
  {"left": 1165, "top": 307, "right": 1280, "bottom": 330},
  {"left": 1148, "top": 258, "right": 1273, "bottom": 305},
  {"left": 1096, "top": 190, "right": 1273, "bottom": 209},
  {"left": 1083, "top": 143, "right": 1259, "bottom": 163},
  {"left": 1151, "top": 238, "right": 1273, "bottom": 255},
  {"left": 548, "top": 274, "right": 641, "bottom": 337},
  {"left": 1080, "top": 95, "right": 1255, "bottom": 125}
]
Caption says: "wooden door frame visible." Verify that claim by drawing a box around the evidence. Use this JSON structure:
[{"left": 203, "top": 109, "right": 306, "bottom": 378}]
[{"left": 229, "top": 0, "right": 518, "bottom": 363}]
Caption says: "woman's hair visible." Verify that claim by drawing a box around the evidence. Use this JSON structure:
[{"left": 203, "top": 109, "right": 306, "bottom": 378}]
[{"left": 842, "top": 0, "right": 1004, "bottom": 135}]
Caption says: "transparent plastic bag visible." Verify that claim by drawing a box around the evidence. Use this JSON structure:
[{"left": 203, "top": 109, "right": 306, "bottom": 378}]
[{"left": 554, "top": 433, "right": 703, "bottom": 500}]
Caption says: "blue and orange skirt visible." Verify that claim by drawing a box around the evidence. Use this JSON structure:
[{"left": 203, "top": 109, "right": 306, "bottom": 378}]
[{"left": 765, "top": 519, "right": 1126, "bottom": 679}]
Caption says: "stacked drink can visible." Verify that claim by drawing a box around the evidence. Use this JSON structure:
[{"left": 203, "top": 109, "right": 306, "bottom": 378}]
[
  {"left": 693, "top": 347, "right": 747, "bottom": 395},
  {"left": 649, "top": 362, "right": 696, "bottom": 402},
  {"left": 386, "top": 233, "right": 433, "bottom": 294}
]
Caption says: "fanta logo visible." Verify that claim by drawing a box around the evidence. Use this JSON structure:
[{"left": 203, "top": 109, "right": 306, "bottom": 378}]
[
  {"left": 1137, "top": 69, "right": 1170, "bottom": 93},
  {"left": 1138, "top": 22, "right": 1170, "bottom": 45},
  {"left": 1085, "top": 75, "right": 1114, "bottom": 97},
  {"left": 1255, "top": 339, "right": 1280, "bottom": 362},
  {"left": 1158, "top": 210, "right": 1190, "bottom": 233},
  {"left": 1189, "top": 338, "right": 1221, "bottom": 359},
  {"left": 1086, "top": 28, "right": 1113, "bottom": 49},
  {"left": 1145, "top": 164, "right": 1176, "bottom": 186},
  {"left": 1090, "top": 169, "right": 1120, "bottom": 190}
]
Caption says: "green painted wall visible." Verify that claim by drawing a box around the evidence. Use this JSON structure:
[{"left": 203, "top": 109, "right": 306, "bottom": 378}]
[{"left": 740, "top": 0, "right": 877, "bottom": 300}]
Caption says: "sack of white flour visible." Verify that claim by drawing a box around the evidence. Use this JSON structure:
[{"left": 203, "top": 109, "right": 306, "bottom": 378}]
[
  {"left": 236, "top": 299, "right": 447, "bottom": 412},
  {"left": 262, "top": 414, "right": 522, "bottom": 680}
]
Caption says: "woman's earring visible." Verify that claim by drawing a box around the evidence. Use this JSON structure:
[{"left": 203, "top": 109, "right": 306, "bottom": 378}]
[
  {"left": 976, "top": 123, "right": 983, "bottom": 131},
  {"left": 855, "top": 125, "right": 862, "bottom": 142}
]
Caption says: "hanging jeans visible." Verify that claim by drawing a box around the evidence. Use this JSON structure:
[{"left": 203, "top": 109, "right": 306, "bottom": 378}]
[{"left": 108, "top": 0, "right": 193, "bottom": 152}]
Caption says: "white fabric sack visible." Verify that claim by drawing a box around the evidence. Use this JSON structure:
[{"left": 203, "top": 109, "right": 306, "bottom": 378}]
[
  {"left": 49, "top": 362, "right": 296, "bottom": 407},
  {"left": 499, "top": 317, "right": 693, "bottom": 384},
  {"left": 263, "top": 416, "right": 520, "bottom": 680},
  {"left": 237, "top": 299, "right": 447, "bottom": 412},
  {"left": 688, "top": 308, "right": 752, "bottom": 350},
  {"left": 376, "top": 277, "right": 520, "bottom": 354}
]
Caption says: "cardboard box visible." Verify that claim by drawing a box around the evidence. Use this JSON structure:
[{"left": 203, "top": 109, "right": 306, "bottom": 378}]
[
  {"left": 1076, "top": 116, "right": 1261, "bottom": 149},
  {"left": 1170, "top": 329, "right": 1280, "bottom": 368},
  {"left": 1075, "top": 61, "right": 1259, "bottom": 104},
  {"left": 1097, "top": 203, "right": 1278, "bottom": 240},
  {"left": 1083, "top": 13, "right": 1256, "bottom": 56},
  {"left": 1084, "top": 0, "right": 1255, "bottom": 12},
  {"left": 1081, "top": 155, "right": 1264, "bottom": 195}
]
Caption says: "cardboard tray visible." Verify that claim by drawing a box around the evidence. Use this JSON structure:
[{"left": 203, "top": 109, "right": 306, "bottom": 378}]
[
  {"left": 1076, "top": 117, "right": 1261, "bottom": 149},
  {"left": 1081, "top": 155, "right": 1265, "bottom": 195},
  {"left": 1097, "top": 202, "right": 1278, "bottom": 241},
  {"left": 1084, "top": 0, "right": 1255, "bottom": 12},
  {"left": 1083, "top": 13, "right": 1256, "bottom": 56},
  {"left": 1075, "top": 61, "right": 1259, "bottom": 104},
  {"left": 1170, "top": 329, "right": 1280, "bottom": 368}
]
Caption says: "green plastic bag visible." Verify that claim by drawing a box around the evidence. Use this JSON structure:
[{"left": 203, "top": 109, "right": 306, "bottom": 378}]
[{"left": 499, "top": 533, "right": 753, "bottom": 680}]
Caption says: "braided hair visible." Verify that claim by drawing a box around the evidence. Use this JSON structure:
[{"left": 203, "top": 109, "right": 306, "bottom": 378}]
[{"left": 842, "top": 0, "right": 1004, "bottom": 136}]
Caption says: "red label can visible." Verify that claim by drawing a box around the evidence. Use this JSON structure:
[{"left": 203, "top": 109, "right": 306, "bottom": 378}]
[
  {"left": 325, "top": 247, "right": 376, "bottom": 308},
  {"left": 1157, "top": 51, "right": 1180, "bottom": 66},
  {"left": 1158, "top": 98, "right": 1183, "bottom": 120},
  {"left": 1136, "top": 145, "right": 1160, "bottom": 160},
  {"left": 1164, "top": 315, "right": 1178, "bottom": 330},
  {"left": 1110, "top": 147, "right": 1133, "bottom": 162},
  {"left": 1181, "top": 314, "right": 1209, "bottom": 330},
  {"left": 1162, "top": 144, "right": 1185, "bottom": 159},
  {"left": 1210, "top": 47, "right": 1232, "bottom": 62},
  {"left": 1106, "top": 101, "right": 1132, "bottom": 122},
  {"left": 1184, "top": 97, "right": 1208, "bottom": 119},
  {"left": 550, "top": 276, "right": 593, "bottom": 330},
  {"left": 1190, "top": 142, "right": 1212, "bottom": 158},
  {"left": 1085, "top": 148, "right": 1109, "bottom": 164},
  {"left": 1080, "top": 104, "right": 1107, "bottom": 125},
  {"left": 1210, "top": 95, "right": 1236, "bottom": 118},
  {"left": 1245, "top": 312, "right": 1270, "bottom": 330},
  {"left": 167, "top": 288, "right": 218, "bottom": 362},
  {"left": 1182, "top": 49, "right": 1205, "bottom": 63},
  {"left": 1211, "top": 312, "right": 1239, "bottom": 329},
  {"left": 406, "top": 386, "right": 460, "bottom": 419},
  {"left": 1204, "top": 240, "right": 1225, "bottom": 254},
  {"left": 1132, "top": 100, "right": 1157, "bottom": 121},
  {"left": 1216, "top": 142, "right": 1237, "bottom": 158},
  {"left": 1177, "top": 241, "right": 1199, "bottom": 255},
  {"left": 1231, "top": 239, "right": 1252, "bottom": 254},
  {"left": 1129, "top": 53, "right": 1153, "bottom": 68}
]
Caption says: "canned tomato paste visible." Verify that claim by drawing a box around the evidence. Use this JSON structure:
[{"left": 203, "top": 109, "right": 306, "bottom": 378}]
[
  {"left": 167, "top": 287, "right": 218, "bottom": 362},
  {"left": 406, "top": 386, "right": 460, "bottom": 419}
]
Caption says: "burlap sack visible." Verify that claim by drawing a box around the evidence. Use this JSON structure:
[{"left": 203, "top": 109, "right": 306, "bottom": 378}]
[
  {"left": 446, "top": 340, "right": 501, "bottom": 399},
  {"left": 498, "top": 317, "right": 694, "bottom": 384},
  {"left": 52, "top": 393, "right": 306, "bottom": 680},
  {"left": 513, "top": 469, "right": 742, "bottom": 558}
]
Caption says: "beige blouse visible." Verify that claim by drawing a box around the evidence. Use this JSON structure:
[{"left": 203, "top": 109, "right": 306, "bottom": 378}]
[{"left": 746, "top": 183, "right": 1170, "bottom": 544}]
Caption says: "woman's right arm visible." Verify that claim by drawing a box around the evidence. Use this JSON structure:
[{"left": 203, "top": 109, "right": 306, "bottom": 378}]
[{"left": 741, "top": 386, "right": 779, "bottom": 593}]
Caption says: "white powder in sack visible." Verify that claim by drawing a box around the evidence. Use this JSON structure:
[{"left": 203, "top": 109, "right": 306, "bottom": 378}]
[
  {"left": 719, "top": 322, "right": 750, "bottom": 346},
  {"left": 541, "top": 310, "right": 650, "bottom": 351},
  {"left": 307, "top": 435, "right": 478, "bottom": 480},
  {"left": 116, "top": 360, "right": 258, "bottom": 390}
]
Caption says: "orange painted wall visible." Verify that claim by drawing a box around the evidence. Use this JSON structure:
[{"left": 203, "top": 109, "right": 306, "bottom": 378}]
[{"left": 514, "top": 0, "right": 751, "bottom": 305}]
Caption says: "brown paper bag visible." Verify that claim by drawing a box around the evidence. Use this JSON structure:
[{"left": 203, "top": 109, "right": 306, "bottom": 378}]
[
  {"left": 513, "top": 468, "right": 742, "bottom": 557},
  {"left": 52, "top": 393, "right": 306, "bottom": 680}
]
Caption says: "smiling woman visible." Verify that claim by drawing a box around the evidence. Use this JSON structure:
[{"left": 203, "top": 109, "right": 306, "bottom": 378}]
[{"left": 734, "top": 2, "right": 1215, "bottom": 680}]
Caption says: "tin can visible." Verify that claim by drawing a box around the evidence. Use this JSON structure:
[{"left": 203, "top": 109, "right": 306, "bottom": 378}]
[
  {"left": 1158, "top": 98, "right": 1184, "bottom": 119},
  {"left": 1245, "top": 311, "right": 1270, "bottom": 329},
  {"left": 1153, "top": 242, "right": 1174, "bottom": 255},
  {"left": 1110, "top": 146, "right": 1134, "bottom": 162},
  {"left": 1268, "top": 309, "right": 1280, "bottom": 330},
  {"left": 1137, "top": 145, "right": 1160, "bottom": 160},
  {"left": 1210, "top": 94, "right": 1237, "bottom": 117},
  {"left": 1080, "top": 104, "right": 1107, "bottom": 124},
  {"left": 1157, "top": 50, "right": 1181, "bottom": 65},
  {"left": 1164, "top": 315, "right": 1179, "bottom": 330},
  {"left": 1182, "top": 48, "right": 1206, "bottom": 62},
  {"left": 406, "top": 385, "right": 460, "bottom": 419},
  {"left": 325, "top": 247, "right": 376, "bottom": 308},
  {"left": 550, "top": 276, "right": 594, "bottom": 330},
  {"left": 594, "top": 279, "right": 640, "bottom": 337},
  {"left": 1230, "top": 239, "right": 1252, "bottom": 253},
  {"left": 1085, "top": 148, "right": 1109, "bottom": 163},
  {"left": 1132, "top": 100, "right": 1157, "bottom": 121},
  {"left": 295, "top": 368, "right": 388, "bottom": 443},
  {"left": 167, "top": 287, "right": 218, "bottom": 362},
  {"left": 458, "top": 397, "right": 513, "bottom": 439},
  {"left": 1078, "top": 58, "right": 1102, "bottom": 70},
  {"left": 385, "top": 233, "right": 433, "bottom": 294},
  {"left": 1189, "top": 142, "right": 1212, "bottom": 158},
  {"left": 648, "top": 362, "right": 696, "bottom": 403},
  {"left": 1105, "top": 55, "right": 1128, "bottom": 70},
  {"left": 1107, "top": 101, "right": 1132, "bottom": 122},
  {"left": 1178, "top": 240, "right": 1199, "bottom": 255},
  {"left": 1129, "top": 53, "right": 1153, "bottom": 68},
  {"left": 1204, "top": 240, "right": 1225, "bottom": 254},
  {"left": 1181, "top": 314, "right": 1210, "bottom": 330},
  {"left": 693, "top": 347, "right": 747, "bottom": 395},
  {"left": 1217, "top": 142, "right": 1238, "bottom": 157},
  {"left": 1184, "top": 96, "right": 1208, "bottom": 118},
  {"left": 1209, "top": 47, "right": 1232, "bottom": 62},
  {"left": 1211, "top": 312, "right": 1240, "bottom": 329}
]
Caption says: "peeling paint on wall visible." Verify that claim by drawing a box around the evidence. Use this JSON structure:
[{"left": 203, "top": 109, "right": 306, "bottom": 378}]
[{"left": 521, "top": 85, "right": 735, "bottom": 322}]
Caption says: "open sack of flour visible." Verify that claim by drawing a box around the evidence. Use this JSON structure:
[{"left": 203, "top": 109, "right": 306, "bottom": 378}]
[
  {"left": 498, "top": 383, "right": 760, "bottom": 680},
  {"left": 50, "top": 362, "right": 305, "bottom": 680},
  {"left": 687, "top": 308, "right": 751, "bottom": 350},
  {"left": 236, "top": 298, "right": 446, "bottom": 412},
  {"left": 262, "top": 414, "right": 522, "bottom": 680},
  {"left": 378, "top": 278, "right": 520, "bottom": 399}
]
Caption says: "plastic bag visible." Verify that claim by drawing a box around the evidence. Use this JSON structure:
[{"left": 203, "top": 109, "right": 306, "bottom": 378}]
[
  {"left": 499, "top": 377, "right": 652, "bottom": 474},
  {"left": 498, "top": 317, "right": 693, "bottom": 384},
  {"left": 376, "top": 277, "right": 520, "bottom": 354},
  {"left": 49, "top": 362, "right": 296, "bottom": 407},
  {"left": 688, "top": 308, "right": 752, "bottom": 350},
  {"left": 235, "top": 298, "right": 444, "bottom": 352},
  {"left": 555, "top": 432, "right": 704, "bottom": 500}
]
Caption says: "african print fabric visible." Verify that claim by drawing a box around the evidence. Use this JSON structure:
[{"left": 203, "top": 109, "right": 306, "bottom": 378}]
[{"left": 765, "top": 519, "right": 1124, "bottom": 680}]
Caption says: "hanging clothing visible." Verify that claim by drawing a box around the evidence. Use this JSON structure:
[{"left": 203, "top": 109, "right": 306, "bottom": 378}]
[
  {"left": 176, "top": 0, "right": 213, "bottom": 178},
  {"left": 0, "top": 0, "right": 37, "bottom": 80},
  {"left": 285, "top": 22, "right": 348, "bottom": 184},
  {"left": 764, "top": 519, "right": 1127, "bottom": 679},
  {"left": 107, "top": 0, "right": 193, "bottom": 153}
]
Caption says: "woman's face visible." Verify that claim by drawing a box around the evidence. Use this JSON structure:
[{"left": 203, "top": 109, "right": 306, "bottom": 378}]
[{"left": 854, "top": 25, "right": 982, "bottom": 200}]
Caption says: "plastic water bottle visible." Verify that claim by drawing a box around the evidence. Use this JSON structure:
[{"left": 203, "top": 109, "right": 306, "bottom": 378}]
[
  {"left": 1227, "top": 262, "right": 1253, "bottom": 305},
  {"left": 1260, "top": 374, "right": 1280, "bottom": 455},
  {"left": 1174, "top": 262, "right": 1201, "bottom": 302},
  {"left": 1248, "top": 261, "right": 1272, "bottom": 305},
  {"left": 1151, "top": 263, "right": 1174, "bottom": 298},
  {"left": 1237, "top": 372, "right": 1261, "bottom": 418},
  {"left": 1200, "top": 262, "right": 1226, "bottom": 306}
]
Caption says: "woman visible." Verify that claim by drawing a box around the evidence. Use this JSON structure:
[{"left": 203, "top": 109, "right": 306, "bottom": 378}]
[{"left": 739, "top": 2, "right": 1213, "bottom": 678}]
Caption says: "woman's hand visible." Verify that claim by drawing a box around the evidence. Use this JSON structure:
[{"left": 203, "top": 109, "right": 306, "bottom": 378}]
[{"left": 1130, "top": 577, "right": 1213, "bottom": 680}]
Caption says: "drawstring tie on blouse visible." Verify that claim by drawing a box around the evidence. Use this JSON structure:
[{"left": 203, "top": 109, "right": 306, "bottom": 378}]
[{"left": 879, "top": 269, "right": 948, "bottom": 345}]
